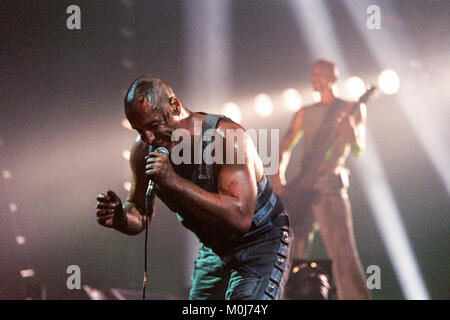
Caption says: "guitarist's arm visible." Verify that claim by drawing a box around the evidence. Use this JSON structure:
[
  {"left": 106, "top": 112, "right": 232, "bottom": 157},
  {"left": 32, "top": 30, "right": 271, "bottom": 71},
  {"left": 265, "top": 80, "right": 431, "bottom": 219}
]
[
  {"left": 352, "top": 102, "right": 367, "bottom": 157},
  {"left": 273, "top": 108, "right": 304, "bottom": 195},
  {"left": 337, "top": 102, "right": 367, "bottom": 157}
]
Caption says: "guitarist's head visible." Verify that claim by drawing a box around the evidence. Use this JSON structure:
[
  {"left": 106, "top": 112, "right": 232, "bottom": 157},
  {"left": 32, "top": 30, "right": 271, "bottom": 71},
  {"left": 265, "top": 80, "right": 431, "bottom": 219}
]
[{"left": 311, "top": 59, "right": 339, "bottom": 94}]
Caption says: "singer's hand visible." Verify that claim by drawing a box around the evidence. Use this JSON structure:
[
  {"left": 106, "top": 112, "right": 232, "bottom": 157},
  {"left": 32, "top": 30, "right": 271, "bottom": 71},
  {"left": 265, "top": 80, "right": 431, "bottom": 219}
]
[
  {"left": 96, "top": 190, "right": 126, "bottom": 229},
  {"left": 145, "top": 151, "right": 176, "bottom": 188}
]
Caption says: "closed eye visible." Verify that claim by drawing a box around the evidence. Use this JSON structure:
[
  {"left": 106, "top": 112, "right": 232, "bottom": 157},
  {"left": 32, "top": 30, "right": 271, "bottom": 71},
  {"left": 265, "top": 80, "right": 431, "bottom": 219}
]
[{"left": 145, "top": 121, "right": 161, "bottom": 130}]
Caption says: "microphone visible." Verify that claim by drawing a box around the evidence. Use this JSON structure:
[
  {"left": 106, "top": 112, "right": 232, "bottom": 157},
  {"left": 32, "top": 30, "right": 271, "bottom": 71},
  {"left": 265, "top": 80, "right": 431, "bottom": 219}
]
[
  {"left": 143, "top": 145, "right": 168, "bottom": 300},
  {"left": 146, "top": 145, "right": 169, "bottom": 198}
]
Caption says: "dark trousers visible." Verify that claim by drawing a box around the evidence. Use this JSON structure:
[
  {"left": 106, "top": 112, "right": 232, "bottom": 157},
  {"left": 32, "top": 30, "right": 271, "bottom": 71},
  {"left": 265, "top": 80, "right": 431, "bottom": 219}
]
[{"left": 189, "top": 217, "right": 293, "bottom": 300}]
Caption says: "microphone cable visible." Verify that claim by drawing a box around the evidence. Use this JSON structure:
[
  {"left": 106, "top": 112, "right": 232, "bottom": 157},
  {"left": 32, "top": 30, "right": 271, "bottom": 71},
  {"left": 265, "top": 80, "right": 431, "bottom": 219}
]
[
  {"left": 142, "top": 144, "right": 153, "bottom": 300},
  {"left": 143, "top": 194, "right": 151, "bottom": 300}
]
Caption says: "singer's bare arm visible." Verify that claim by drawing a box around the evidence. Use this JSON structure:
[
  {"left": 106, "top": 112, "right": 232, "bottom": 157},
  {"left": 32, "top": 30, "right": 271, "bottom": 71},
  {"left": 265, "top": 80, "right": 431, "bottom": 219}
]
[{"left": 146, "top": 120, "right": 264, "bottom": 235}]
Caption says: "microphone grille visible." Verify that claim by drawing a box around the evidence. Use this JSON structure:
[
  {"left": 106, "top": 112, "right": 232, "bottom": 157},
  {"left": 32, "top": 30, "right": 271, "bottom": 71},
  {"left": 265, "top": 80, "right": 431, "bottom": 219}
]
[{"left": 154, "top": 146, "right": 169, "bottom": 155}]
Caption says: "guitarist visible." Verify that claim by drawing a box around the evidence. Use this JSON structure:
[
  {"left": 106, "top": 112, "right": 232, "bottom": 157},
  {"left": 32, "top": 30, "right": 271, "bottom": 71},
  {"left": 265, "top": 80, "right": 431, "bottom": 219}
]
[{"left": 273, "top": 60, "right": 371, "bottom": 300}]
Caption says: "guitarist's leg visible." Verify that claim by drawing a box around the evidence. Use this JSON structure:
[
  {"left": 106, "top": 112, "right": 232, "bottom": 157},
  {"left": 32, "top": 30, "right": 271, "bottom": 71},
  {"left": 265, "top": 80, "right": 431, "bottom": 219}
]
[
  {"left": 282, "top": 193, "right": 315, "bottom": 259},
  {"left": 314, "top": 191, "right": 371, "bottom": 300},
  {"left": 292, "top": 213, "right": 315, "bottom": 259}
]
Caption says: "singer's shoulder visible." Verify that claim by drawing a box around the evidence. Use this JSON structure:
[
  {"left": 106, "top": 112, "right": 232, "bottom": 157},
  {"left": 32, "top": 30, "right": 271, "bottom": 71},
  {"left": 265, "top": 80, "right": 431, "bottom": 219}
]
[
  {"left": 130, "top": 136, "right": 147, "bottom": 162},
  {"left": 217, "top": 116, "right": 245, "bottom": 132}
]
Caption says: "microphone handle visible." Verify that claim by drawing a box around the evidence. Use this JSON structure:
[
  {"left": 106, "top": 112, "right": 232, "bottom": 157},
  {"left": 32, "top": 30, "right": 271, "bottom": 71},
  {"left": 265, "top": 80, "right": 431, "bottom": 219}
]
[{"left": 145, "top": 146, "right": 169, "bottom": 198}]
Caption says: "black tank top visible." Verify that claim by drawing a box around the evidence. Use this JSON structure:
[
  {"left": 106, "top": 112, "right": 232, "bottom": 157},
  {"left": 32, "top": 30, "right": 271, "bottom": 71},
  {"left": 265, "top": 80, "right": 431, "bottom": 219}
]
[{"left": 156, "top": 113, "right": 285, "bottom": 255}]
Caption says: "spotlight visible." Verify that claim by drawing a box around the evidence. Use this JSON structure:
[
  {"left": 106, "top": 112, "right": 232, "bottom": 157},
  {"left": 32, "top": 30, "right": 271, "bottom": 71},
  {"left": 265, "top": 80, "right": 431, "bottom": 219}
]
[
  {"left": 119, "top": 27, "right": 134, "bottom": 39},
  {"left": 123, "top": 182, "right": 131, "bottom": 191},
  {"left": 282, "top": 88, "right": 302, "bottom": 112},
  {"left": 222, "top": 102, "right": 242, "bottom": 123},
  {"left": 253, "top": 94, "right": 273, "bottom": 118},
  {"left": 378, "top": 69, "right": 400, "bottom": 95},
  {"left": 16, "top": 236, "right": 26, "bottom": 245},
  {"left": 122, "top": 150, "right": 131, "bottom": 160},
  {"left": 312, "top": 91, "right": 321, "bottom": 103},
  {"left": 332, "top": 84, "right": 340, "bottom": 97},
  {"left": 2, "top": 170, "right": 12, "bottom": 179},
  {"left": 120, "top": 58, "right": 134, "bottom": 70},
  {"left": 9, "top": 203, "right": 18, "bottom": 212},
  {"left": 345, "top": 76, "right": 366, "bottom": 101},
  {"left": 121, "top": 119, "right": 133, "bottom": 130},
  {"left": 286, "top": 259, "right": 333, "bottom": 300},
  {"left": 20, "top": 269, "right": 35, "bottom": 278},
  {"left": 83, "top": 285, "right": 108, "bottom": 300}
]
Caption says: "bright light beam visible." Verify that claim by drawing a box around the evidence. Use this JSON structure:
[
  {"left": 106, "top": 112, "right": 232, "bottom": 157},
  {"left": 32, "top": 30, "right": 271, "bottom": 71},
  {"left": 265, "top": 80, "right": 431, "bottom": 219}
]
[
  {"left": 289, "top": 0, "right": 350, "bottom": 80},
  {"left": 183, "top": 0, "right": 232, "bottom": 109},
  {"left": 340, "top": 0, "right": 431, "bottom": 300},
  {"left": 183, "top": 0, "right": 232, "bottom": 288},
  {"left": 342, "top": 0, "right": 450, "bottom": 196},
  {"left": 354, "top": 133, "right": 430, "bottom": 300}
]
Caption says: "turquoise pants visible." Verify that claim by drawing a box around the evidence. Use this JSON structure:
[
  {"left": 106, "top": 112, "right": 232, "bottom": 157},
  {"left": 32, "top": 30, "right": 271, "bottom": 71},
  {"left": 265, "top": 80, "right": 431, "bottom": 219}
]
[{"left": 189, "top": 222, "right": 293, "bottom": 300}]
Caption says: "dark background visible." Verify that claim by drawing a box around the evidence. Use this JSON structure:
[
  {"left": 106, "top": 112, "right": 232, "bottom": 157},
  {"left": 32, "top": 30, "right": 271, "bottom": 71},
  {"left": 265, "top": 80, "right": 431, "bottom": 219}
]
[{"left": 0, "top": 0, "right": 448, "bottom": 300}]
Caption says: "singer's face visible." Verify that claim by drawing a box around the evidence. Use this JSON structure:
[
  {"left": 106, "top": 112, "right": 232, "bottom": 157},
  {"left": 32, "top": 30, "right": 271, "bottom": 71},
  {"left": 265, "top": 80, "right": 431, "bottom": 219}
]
[{"left": 127, "top": 101, "right": 178, "bottom": 149}]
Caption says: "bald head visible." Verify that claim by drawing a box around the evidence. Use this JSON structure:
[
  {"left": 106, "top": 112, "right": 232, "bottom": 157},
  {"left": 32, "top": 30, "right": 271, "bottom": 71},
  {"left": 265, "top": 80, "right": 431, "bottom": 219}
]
[
  {"left": 312, "top": 59, "right": 339, "bottom": 81},
  {"left": 124, "top": 75, "right": 175, "bottom": 118}
]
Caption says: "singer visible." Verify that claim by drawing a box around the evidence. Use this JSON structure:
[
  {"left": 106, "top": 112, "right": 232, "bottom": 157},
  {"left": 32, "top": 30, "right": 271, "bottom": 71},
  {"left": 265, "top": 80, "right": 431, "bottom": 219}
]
[{"left": 95, "top": 75, "right": 292, "bottom": 300}]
